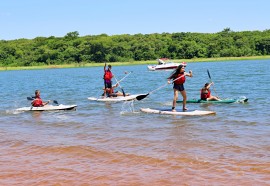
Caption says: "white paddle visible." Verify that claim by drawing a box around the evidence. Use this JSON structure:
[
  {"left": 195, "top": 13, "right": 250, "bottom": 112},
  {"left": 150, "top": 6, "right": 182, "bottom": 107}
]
[
  {"left": 136, "top": 74, "right": 185, "bottom": 101},
  {"left": 114, "top": 76, "right": 126, "bottom": 97},
  {"left": 112, "top": 71, "right": 132, "bottom": 87}
]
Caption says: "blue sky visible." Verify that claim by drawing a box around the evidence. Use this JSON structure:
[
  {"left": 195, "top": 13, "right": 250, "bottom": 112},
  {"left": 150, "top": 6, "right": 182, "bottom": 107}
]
[{"left": 1, "top": 0, "right": 269, "bottom": 40}]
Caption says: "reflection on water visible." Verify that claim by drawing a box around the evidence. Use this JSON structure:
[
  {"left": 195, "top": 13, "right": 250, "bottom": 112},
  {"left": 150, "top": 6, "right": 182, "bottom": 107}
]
[{"left": 0, "top": 60, "right": 270, "bottom": 185}]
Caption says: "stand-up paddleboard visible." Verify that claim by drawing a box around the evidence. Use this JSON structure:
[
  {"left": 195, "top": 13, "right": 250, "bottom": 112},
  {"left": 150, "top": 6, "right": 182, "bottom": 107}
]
[
  {"left": 88, "top": 94, "right": 144, "bottom": 102},
  {"left": 177, "top": 98, "right": 248, "bottom": 104},
  {"left": 140, "top": 108, "right": 216, "bottom": 116},
  {"left": 16, "top": 104, "right": 77, "bottom": 111}
]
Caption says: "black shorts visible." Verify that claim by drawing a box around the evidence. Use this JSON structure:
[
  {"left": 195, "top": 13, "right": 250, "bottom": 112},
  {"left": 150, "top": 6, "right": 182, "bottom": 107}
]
[
  {"left": 173, "top": 84, "right": 185, "bottom": 91},
  {"left": 104, "top": 80, "right": 112, "bottom": 89}
]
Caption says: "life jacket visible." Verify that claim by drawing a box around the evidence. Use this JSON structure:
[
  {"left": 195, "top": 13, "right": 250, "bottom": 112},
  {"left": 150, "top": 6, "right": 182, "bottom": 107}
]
[
  {"left": 201, "top": 88, "right": 211, "bottom": 100},
  {"left": 104, "top": 70, "right": 113, "bottom": 81},
  {"left": 173, "top": 73, "right": 185, "bottom": 84},
  {"left": 32, "top": 97, "right": 43, "bottom": 107}
]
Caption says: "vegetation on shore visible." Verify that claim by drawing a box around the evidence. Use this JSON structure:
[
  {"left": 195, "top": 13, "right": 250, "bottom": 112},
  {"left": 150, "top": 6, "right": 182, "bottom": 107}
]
[
  {"left": 1, "top": 28, "right": 270, "bottom": 71},
  {"left": 1, "top": 55, "right": 269, "bottom": 71}
]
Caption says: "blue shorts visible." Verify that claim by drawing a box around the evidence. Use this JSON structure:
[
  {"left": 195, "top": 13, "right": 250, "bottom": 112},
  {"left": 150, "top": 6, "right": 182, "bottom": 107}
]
[{"left": 173, "top": 84, "right": 185, "bottom": 91}]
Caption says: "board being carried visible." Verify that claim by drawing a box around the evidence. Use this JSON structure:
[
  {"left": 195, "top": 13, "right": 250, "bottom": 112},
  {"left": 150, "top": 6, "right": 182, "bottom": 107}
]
[
  {"left": 16, "top": 104, "right": 77, "bottom": 111},
  {"left": 140, "top": 108, "right": 216, "bottom": 116}
]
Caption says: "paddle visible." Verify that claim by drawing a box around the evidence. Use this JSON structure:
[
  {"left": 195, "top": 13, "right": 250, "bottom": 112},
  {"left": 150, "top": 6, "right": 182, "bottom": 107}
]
[
  {"left": 27, "top": 97, "right": 59, "bottom": 105},
  {"left": 114, "top": 76, "right": 126, "bottom": 97},
  {"left": 136, "top": 74, "right": 185, "bottom": 101},
  {"left": 112, "top": 71, "right": 132, "bottom": 87},
  {"left": 207, "top": 69, "right": 219, "bottom": 98}
]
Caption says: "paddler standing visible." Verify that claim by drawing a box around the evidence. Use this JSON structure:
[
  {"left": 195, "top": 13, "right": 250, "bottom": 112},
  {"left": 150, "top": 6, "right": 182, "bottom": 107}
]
[
  {"left": 103, "top": 63, "right": 114, "bottom": 97},
  {"left": 167, "top": 65, "right": 193, "bottom": 111}
]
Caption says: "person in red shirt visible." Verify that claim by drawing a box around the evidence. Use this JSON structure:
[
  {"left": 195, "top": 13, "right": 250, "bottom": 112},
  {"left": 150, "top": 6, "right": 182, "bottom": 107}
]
[
  {"left": 103, "top": 63, "right": 114, "bottom": 97},
  {"left": 31, "top": 90, "right": 50, "bottom": 107},
  {"left": 201, "top": 82, "right": 220, "bottom": 101},
  {"left": 167, "top": 65, "right": 193, "bottom": 111}
]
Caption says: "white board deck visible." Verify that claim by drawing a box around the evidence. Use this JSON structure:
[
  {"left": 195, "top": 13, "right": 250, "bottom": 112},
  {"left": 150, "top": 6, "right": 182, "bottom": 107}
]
[
  {"left": 88, "top": 94, "right": 143, "bottom": 102},
  {"left": 16, "top": 104, "right": 77, "bottom": 111},
  {"left": 140, "top": 108, "right": 216, "bottom": 116}
]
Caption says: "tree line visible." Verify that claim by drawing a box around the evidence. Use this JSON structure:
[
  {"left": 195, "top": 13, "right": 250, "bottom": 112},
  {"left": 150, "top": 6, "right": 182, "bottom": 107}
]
[{"left": 0, "top": 28, "right": 270, "bottom": 67}]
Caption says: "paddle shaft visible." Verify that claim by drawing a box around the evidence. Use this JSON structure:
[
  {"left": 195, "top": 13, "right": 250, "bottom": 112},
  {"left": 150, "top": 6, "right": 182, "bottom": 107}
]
[
  {"left": 112, "top": 71, "right": 132, "bottom": 86},
  {"left": 27, "top": 97, "right": 59, "bottom": 105},
  {"left": 150, "top": 74, "right": 185, "bottom": 94},
  {"left": 114, "top": 76, "right": 126, "bottom": 97},
  {"left": 207, "top": 69, "right": 219, "bottom": 97},
  {"left": 136, "top": 74, "right": 185, "bottom": 101}
]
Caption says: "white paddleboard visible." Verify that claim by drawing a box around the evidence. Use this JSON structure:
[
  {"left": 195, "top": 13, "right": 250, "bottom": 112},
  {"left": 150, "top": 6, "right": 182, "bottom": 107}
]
[
  {"left": 16, "top": 104, "right": 77, "bottom": 111},
  {"left": 88, "top": 94, "right": 143, "bottom": 102},
  {"left": 140, "top": 108, "right": 216, "bottom": 116}
]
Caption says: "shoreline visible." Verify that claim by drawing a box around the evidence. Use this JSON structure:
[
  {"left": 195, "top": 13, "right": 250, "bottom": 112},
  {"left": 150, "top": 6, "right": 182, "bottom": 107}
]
[{"left": 1, "top": 55, "right": 269, "bottom": 71}]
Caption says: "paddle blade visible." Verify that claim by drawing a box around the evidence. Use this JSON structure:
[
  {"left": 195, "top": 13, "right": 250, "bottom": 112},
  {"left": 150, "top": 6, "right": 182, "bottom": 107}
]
[
  {"left": 53, "top": 100, "right": 59, "bottom": 105},
  {"left": 207, "top": 69, "right": 212, "bottom": 80},
  {"left": 121, "top": 88, "right": 126, "bottom": 97},
  {"left": 136, "top": 94, "right": 149, "bottom": 101},
  {"left": 27, "top": 96, "right": 34, "bottom": 101}
]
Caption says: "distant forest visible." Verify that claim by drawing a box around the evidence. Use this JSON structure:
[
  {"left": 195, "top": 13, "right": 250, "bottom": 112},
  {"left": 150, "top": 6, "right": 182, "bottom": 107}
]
[{"left": 0, "top": 28, "right": 270, "bottom": 67}]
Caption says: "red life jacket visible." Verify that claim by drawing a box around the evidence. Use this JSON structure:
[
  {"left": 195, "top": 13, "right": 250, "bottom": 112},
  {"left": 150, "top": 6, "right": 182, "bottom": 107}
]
[
  {"left": 174, "top": 73, "right": 185, "bottom": 84},
  {"left": 32, "top": 98, "right": 43, "bottom": 107},
  {"left": 104, "top": 70, "right": 113, "bottom": 81},
  {"left": 201, "top": 88, "right": 211, "bottom": 100}
]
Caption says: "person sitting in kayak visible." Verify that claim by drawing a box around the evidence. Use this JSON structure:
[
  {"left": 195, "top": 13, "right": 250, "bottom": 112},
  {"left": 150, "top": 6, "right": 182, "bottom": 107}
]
[
  {"left": 31, "top": 90, "right": 50, "bottom": 107},
  {"left": 201, "top": 82, "right": 221, "bottom": 101},
  {"left": 103, "top": 63, "right": 114, "bottom": 97},
  {"left": 102, "top": 83, "right": 130, "bottom": 97}
]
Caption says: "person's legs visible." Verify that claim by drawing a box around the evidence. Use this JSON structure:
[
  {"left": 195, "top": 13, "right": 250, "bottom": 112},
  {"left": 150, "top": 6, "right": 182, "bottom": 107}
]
[
  {"left": 172, "top": 89, "right": 178, "bottom": 111},
  {"left": 207, "top": 96, "right": 221, "bottom": 101},
  {"left": 180, "top": 90, "right": 187, "bottom": 110},
  {"left": 108, "top": 81, "right": 113, "bottom": 95}
]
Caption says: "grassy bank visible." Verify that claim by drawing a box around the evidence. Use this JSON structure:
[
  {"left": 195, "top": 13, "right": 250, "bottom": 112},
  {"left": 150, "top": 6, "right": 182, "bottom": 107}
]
[{"left": 1, "top": 55, "right": 269, "bottom": 71}]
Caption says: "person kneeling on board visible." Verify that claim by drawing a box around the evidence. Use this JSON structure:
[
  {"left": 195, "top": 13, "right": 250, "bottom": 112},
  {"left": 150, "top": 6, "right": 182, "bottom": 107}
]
[{"left": 102, "top": 83, "right": 129, "bottom": 97}]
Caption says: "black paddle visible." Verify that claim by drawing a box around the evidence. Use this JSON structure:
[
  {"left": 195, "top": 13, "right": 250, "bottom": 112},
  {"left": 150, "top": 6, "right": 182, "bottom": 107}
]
[
  {"left": 136, "top": 74, "right": 185, "bottom": 101},
  {"left": 27, "top": 97, "right": 59, "bottom": 105},
  {"left": 207, "top": 69, "right": 219, "bottom": 98}
]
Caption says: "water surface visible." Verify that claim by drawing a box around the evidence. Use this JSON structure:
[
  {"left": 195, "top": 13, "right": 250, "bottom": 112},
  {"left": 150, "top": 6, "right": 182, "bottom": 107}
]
[{"left": 0, "top": 59, "right": 269, "bottom": 185}]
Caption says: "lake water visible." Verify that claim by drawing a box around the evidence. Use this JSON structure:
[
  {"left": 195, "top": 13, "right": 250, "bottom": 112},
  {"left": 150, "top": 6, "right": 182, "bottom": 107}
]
[{"left": 0, "top": 59, "right": 269, "bottom": 185}]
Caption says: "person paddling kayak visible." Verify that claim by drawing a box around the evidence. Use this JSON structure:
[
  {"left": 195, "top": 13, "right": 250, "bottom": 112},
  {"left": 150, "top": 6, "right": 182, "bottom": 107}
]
[
  {"left": 31, "top": 90, "right": 50, "bottom": 107},
  {"left": 201, "top": 82, "right": 221, "bottom": 101}
]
